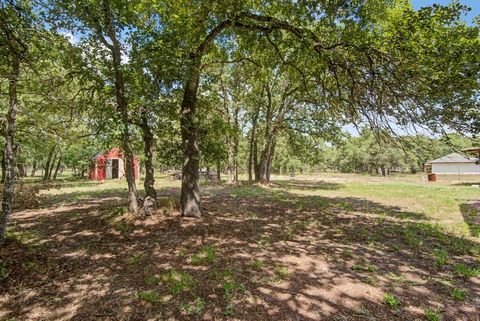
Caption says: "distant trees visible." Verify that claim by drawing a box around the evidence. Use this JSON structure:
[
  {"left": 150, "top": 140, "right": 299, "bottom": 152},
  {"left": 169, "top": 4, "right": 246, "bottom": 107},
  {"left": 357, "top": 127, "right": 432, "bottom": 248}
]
[{"left": 318, "top": 132, "right": 475, "bottom": 176}]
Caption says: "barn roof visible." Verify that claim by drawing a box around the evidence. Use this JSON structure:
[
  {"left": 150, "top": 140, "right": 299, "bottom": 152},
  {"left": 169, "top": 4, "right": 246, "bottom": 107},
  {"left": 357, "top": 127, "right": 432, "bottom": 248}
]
[
  {"left": 91, "top": 151, "right": 104, "bottom": 160},
  {"left": 429, "top": 152, "right": 478, "bottom": 164}
]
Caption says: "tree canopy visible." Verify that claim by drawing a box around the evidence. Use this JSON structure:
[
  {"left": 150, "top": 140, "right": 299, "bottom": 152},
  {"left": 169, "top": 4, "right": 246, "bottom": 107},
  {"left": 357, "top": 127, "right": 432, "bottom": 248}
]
[{"left": 0, "top": 0, "right": 479, "bottom": 235}]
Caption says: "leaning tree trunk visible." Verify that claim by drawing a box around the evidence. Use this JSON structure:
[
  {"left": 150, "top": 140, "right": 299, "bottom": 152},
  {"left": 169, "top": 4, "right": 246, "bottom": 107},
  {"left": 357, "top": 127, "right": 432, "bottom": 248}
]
[
  {"left": 101, "top": 0, "right": 138, "bottom": 213},
  {"left": 53, "top": 155, "right": 62, "bottom": 180},
  {"left": 43, "top": 147, "right": 55, "bottom": 181},
  {"left": 0, "top": 55, "right": 20, "bottom": 245},
  {"left": 180, "top": 56, "right": 202, "bottom": 217},
  {"left": 47, "top": 152, "right": 57, "bottom": 180}
]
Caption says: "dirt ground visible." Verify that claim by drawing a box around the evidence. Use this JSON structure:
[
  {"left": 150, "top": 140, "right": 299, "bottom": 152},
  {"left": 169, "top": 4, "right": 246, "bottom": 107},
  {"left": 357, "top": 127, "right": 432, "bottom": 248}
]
[{"left": 1, "top": 176, "right": 479, "bottom": 321}]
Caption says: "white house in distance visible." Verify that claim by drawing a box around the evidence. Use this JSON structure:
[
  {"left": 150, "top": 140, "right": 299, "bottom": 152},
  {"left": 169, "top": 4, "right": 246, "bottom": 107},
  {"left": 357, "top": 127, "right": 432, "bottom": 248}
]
[{"left": 427, "top": 152, "right": 480, "bottom": 175}]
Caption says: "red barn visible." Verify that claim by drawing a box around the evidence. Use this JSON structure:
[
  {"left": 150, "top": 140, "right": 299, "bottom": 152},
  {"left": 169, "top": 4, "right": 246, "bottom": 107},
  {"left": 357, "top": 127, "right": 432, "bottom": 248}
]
[{"left": 89, "top": 148, "right": 140, "bottom": 180}]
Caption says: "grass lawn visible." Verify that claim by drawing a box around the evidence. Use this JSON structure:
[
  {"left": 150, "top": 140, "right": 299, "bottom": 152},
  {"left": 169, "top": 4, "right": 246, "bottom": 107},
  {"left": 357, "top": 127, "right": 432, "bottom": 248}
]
[{"left": 1, "top": 173, "right": 479, "bottom": 320}]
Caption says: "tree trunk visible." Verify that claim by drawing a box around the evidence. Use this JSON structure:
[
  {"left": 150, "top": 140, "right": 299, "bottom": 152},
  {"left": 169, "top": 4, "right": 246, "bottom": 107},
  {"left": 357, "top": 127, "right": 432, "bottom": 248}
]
[
  {"left": 16, "top": 163, "right": 25, "bottom": 177},
  {"left": 253, "top": 139, "right": 260, "bottom": 181},
  {"left": 248, "top": 134, "right": 254, "bottom": 181},
  {"left": 258, "top": 136, "right": 275, "bottom": 184},
  {"left": 0, "top": 54, "right": 20, "bottom": 245},
  {"left": 47, "top": 152, "right": 57, "bottom": 180},
  {"left": 43, "top": 146, "right": 55, "bottom": 181},
  {"left": 31, "top": 159, "right": 37, "bottom": 177},
  {"left": 258, "top": 150, "right": 270, "bottom": 184},
  {"left": 1, "top": 153, "right": 5, "bottom": 184},
  {"left": 53, "top": 155, "right": 62, "bottom": 180},
  {"left": 140, "top": 110, "right": 156, "bottom": 199},
  {"left": 266, "top": 139, "right": 276, "bottom": 182},
  {"left": 233, "top": 133, "right": 239, "bottom": 184},
  {"left": 226, "top": 139, "right": 235, "bottom": 184},
  {"left": 216, "top": 160, "right": 221, "bottom": 181},
  {"left": 101, "top": 0, "right": 138, "bottom": 213},
  {"left": 179, "top": 19, "right": 235, "bottom": 217},
  {"left": 180, "top": 56, "right": 202, "bottom": 217}
]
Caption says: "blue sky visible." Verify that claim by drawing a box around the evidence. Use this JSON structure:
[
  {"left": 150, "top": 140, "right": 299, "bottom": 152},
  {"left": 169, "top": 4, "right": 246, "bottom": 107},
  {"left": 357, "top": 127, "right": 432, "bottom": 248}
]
[{"left": 411, "top": 0, "right": 479, "bottom": 23}]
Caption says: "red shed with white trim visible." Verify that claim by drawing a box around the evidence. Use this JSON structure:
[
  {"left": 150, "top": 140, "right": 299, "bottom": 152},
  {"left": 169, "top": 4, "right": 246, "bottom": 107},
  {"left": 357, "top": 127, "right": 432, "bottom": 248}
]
[{"left": 89, "top": 148, "right": 140, "bottom": 180}]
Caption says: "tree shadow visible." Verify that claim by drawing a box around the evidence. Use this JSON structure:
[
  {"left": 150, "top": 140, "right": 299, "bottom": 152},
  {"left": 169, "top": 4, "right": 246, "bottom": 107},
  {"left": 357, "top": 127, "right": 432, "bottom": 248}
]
[
  {"left": 460, "top": 202, "right": 480, "bottom": 237},
  {"left": 1, "top": 182, "right": 479, "bottom": 320},
  {"left": 452, "top": 182, "right": 480, "bottom": 187},
  {"left": 271, "top": 179, "right": 344, "bottom": 191}
]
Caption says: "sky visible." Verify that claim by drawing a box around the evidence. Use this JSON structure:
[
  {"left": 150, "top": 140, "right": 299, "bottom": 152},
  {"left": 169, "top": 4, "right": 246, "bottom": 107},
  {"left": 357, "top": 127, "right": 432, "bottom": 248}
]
[{"left": 411, "top": 0, "right": 480, "bottom": 23}]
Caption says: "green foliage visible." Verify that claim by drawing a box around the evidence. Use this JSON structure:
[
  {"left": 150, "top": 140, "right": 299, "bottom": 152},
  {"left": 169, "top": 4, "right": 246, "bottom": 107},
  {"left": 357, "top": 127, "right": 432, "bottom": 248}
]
[
  {"left": 351, "top": 263, "right": 377, "bottom": 272},
  {"left": 191, "top": 245, "right": 217, "bottom": 265},
  {"left": 452, "top": 264, "right": 480, "bottom": 278},
  {"left": 248, "top": 259, "right": 264, "bottom": 270},
  {"left": 114, "top": 222, "right": 132, "bottom": 234},
  {"left": 432, "top": 249, "right": 448, "bottom": 267},
  {"left": 425, "top": 308, "right": 442, "bottom": 321},
  {"left": 223, "top": 280, "right": 246, "bottom": 316},
  {"left": 274, "top": 265, "right": 291, "bottom": 280},
  {"left": 0, "top": 262, "right": 9, "bottom": 280},
  {"left": 450, "top": 288, "right": 466, "bottom": 301},
  {"left": 137, "top": 290, "right": 161, "bottom": 304},
  {"left": 179, "top": 297, "right": 205, "bottom": 315},
  {"left": 161, "top": 269, "right": 196, "bottom": 296},
  {"left": 128, "top": 254, "right": 142, "bottom": 265},
  {"left": 109, "top": 207, "right": 127, "bottom": 218},
  {"left": 383, "top": 293, "right": 401, "bottom": 309},
  {"left": 144, "top": 274, "right": 161, "bottom": 286}
]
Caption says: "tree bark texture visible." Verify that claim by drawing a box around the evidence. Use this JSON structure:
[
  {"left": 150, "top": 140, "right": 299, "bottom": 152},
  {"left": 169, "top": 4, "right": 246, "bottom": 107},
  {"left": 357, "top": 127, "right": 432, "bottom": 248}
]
[
  {"left": 101, "top": 0, "right": 138, "bottom": 213},
  {"left": 0, "top": 55, "right": 20, "bottom": 245},
  {"left": 53, "top": 155, "right": 62, "bottom": 180},
  {"left": 180, "top": 56, "right": 202, "bottom": 217},
  {"left": 43, "top": 146, "right": 55, "bottom": 181}
]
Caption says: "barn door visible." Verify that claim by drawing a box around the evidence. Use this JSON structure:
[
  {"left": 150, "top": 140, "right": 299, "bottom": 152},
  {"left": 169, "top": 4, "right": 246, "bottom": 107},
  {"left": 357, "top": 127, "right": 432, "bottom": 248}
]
[
  {"left": 106, "top": 159, "right": 112, "bottom": 179},
  {"left": 112, "top": 159, "right": 119, "bottom": 179}
]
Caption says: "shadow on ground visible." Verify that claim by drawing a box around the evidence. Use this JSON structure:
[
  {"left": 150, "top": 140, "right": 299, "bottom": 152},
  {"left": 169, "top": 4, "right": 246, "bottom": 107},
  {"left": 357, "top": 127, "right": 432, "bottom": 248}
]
[
  {"left": 460, "top": 202, "right": 480, "bottom": 238},
  {"left": 1, "top": 180, "right": 479, "bottom": 321},
  {"left": 271, "top": 179, "right": 344, "bottom": 191}
]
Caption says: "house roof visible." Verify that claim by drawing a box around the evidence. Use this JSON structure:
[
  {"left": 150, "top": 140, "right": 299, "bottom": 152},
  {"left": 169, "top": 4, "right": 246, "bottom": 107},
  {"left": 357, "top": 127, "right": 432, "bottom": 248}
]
[
  {"left": 463, "top": 147, "right": 480, "bottom": 154},
  {"left": 429, "top": 152, "right": 478, "bottom": 164}
]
